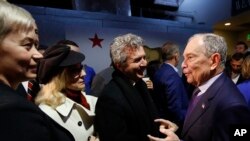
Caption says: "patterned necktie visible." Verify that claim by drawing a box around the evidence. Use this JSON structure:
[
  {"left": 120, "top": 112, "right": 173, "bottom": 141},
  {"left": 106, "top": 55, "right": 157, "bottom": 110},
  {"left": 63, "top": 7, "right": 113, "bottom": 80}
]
[
  {"left": 27, "top": 81, "right": 33, "bottom": 101},
  {"left": 27, "top": 80, "right": 40, "bottom": 101},
  {"left": 184, "top": 88, "right": 201, "bottom": 123}
]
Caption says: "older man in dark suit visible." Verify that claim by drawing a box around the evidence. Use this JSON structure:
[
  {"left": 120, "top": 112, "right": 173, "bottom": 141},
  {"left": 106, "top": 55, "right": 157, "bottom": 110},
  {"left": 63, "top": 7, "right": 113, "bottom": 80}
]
[{"left": 148, "top": 33, "right": 250, "bottom": 141}]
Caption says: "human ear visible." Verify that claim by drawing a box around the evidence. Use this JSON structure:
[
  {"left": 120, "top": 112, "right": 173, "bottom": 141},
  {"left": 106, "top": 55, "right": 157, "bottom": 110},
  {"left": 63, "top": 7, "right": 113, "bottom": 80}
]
[{"left": 210, "top": 53, "right": 221, "bottom": 70}]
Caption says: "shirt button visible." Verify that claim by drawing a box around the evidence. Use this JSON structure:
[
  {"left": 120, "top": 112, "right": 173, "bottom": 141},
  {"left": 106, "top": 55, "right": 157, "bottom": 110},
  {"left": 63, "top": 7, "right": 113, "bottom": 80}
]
[{"left": 78, "top": 121, "right": 82, "bottom": 126}]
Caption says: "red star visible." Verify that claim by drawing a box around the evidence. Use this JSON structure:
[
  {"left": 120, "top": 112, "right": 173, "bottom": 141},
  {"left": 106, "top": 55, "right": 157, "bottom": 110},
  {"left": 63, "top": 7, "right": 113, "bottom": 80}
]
[{"left": 89, "top": 33, "right": 104, "bottom": 48}]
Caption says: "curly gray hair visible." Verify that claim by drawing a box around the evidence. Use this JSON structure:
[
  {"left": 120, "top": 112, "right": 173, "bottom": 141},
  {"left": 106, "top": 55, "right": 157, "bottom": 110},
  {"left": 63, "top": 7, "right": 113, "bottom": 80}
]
[{"left": 110, "top": 33, "right": 144, "bottom": 66}]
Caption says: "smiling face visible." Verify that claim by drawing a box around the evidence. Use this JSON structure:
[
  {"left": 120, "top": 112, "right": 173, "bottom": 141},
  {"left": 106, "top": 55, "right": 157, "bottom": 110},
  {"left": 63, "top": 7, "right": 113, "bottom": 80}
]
[
  {"left": 117, "top": 46, "right": 147, "bottom": 82},
  {"left": 182, "top": 36, "right": 214, "bottom": 87},
  {"left": 0, "top": 24, "right": 43, "bottom": 88}
]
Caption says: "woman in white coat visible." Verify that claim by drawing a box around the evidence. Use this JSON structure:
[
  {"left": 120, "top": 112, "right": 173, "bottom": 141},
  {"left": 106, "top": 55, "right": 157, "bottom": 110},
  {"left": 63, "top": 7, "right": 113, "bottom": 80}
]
[{"left": 35, "top": 44, "right": 98, "bottom": 141}]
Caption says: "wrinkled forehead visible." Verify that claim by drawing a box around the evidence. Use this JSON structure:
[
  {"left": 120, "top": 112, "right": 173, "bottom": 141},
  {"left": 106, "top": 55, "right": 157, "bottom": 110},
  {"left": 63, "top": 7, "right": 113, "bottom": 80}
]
[
  {"left": 184, "top": 37, "right": 204, "bottom": 54},
  {"left": 124, "top": 45, "right": 142, "bottom": 55}
]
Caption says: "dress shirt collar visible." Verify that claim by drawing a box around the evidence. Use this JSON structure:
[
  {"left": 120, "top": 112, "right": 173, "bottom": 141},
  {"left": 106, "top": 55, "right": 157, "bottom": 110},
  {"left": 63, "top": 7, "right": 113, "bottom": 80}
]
[
  {"left": 197, "top": 73, "right": 222, "bottom": 96},
  {"left": 166, "top": 62, "right": 178, "bottom": 72}
]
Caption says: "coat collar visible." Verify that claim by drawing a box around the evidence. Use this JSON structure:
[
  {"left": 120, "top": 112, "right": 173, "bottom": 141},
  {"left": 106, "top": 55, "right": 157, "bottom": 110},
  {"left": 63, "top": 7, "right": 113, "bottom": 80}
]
[
  {"left": 56, "top": 92, "right": 96, "bottom": 117},
  {"left": 112, "top": 71, "right": 160, "bottom": 136}
]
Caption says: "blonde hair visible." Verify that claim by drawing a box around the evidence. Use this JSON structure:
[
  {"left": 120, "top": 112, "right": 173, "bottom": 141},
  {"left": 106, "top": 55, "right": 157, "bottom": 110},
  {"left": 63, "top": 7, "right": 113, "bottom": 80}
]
[
  {"left": 0, "top": 1, "right": 36, "bottom": 43},
  {"left": 241, "top": 55, "right": 250, "bottom": 80},
  {"left": 35, "top": 69, "right": 70, "bottom": 108}
]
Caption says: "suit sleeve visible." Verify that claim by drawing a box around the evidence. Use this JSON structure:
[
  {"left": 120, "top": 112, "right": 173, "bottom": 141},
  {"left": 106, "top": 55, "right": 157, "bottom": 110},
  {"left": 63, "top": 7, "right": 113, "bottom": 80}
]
[{"left": 163, "top": 75, "right": 188, "bottom": 125}]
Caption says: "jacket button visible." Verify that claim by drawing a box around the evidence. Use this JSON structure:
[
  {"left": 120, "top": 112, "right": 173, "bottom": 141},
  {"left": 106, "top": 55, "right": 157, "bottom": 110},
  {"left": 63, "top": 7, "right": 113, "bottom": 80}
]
[{"left": 78, "top": 121, "right": 82, "bottom": 126}]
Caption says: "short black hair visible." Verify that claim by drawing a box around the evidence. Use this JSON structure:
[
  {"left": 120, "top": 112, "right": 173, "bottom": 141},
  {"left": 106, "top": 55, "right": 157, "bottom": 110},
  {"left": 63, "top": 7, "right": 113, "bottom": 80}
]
[
  {"left": 231, "top": 52, "right": 244, "bottom": 61},
  {"left": 236, "top": 41, "right": 248, "bottom": 50}
]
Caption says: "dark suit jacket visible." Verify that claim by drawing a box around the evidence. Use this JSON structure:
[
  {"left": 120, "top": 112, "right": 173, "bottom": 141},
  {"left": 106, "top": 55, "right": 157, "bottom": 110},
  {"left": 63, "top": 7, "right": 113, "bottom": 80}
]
[
  {"left": 95, "top": 71, "right": 160, "bottom": 141},
  {"left": 182, "top": 73, "right": 250, "bottom": 141},
  {"left": 0, "top": 83, "right": 74, "bottom": 141},
  {"left": 236, "top": 74, "right": 245, "bottom": 85},
  {"left": 153, "top": 63, "right": 189, "bottom": 131},
  {"left": 223, "top": 68, "right": 245, "bottom": 85}
]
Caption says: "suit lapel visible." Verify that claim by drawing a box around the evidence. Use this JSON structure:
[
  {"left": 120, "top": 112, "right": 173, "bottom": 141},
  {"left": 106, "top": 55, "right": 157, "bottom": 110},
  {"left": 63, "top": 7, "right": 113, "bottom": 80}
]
[
  {"left": 182, "top": 73, "right": 227, "bottom": 136},
  {"left": 182, "top": 94, "right": 211, "bottom": 135},
  {"left": 112, "top": 71, "right": 159, "bottom": 136},
  {"left": 113, "top": 73, "right": 150, "bottom": 125}
]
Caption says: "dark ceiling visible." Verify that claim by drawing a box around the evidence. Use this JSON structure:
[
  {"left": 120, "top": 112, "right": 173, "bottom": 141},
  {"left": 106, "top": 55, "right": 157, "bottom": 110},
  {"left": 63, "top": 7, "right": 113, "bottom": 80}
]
[
  {"left": 213, "top": 10, "right": 250, "bottom": 32},
  {"left": 8, "top": 0, "right": 74, "bottom": 9},
  {"left": 8, "top": 0, "right": 250, "bottom": 32},
  {"left": 8, "top": 0, "right": 182, "bottom": 20}
]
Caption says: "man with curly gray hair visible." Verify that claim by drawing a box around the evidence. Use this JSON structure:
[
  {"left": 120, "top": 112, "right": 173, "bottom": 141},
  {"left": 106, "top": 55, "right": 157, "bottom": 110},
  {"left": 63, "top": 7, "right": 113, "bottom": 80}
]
[{"left": 95, "top": 33, "right": 179, "bottom": 141}]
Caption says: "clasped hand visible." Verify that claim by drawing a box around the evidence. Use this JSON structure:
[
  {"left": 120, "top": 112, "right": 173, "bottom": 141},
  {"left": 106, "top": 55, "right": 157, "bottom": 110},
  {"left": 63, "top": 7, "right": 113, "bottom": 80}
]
[{"left": 147, "top": 119, "right": 180, "bottom": 141}]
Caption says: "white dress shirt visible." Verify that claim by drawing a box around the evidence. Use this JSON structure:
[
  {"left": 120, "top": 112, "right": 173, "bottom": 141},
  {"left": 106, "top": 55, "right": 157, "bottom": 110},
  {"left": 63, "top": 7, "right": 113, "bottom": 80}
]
[{"left": 197, "top": 73, "right": 222, "bottom": 96}]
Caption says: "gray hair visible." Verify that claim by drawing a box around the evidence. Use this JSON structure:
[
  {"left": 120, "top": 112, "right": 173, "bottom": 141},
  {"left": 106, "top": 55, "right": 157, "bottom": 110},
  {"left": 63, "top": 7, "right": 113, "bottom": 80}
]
[
  {"left": 189, "top": 33, "right": 227, "bottom": 68},
  {"left": 0, "top": 1, "right": 36, "bottom": 43},
  {"left": 110, "top": 33, "right": 144, "bottom": 65},
  {"left": 161, "top": 41, "right": 179, "bottom": 61}
]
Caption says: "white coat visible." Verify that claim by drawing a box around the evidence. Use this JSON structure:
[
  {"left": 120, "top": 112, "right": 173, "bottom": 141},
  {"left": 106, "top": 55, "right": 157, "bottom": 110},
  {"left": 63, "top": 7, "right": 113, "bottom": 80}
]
[{"left": 39, "top": 92, "right": 97, "bottom": 141}]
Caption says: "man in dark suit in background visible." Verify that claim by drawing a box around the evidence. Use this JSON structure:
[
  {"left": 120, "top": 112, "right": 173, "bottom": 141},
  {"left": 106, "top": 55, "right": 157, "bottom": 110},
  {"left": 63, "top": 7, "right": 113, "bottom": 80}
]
[
  {"left": 153, "top": 41, "right": 188, "bottom": 135},
  {"left": 148, "top": 33, "right": 250, "bottom": 141}
]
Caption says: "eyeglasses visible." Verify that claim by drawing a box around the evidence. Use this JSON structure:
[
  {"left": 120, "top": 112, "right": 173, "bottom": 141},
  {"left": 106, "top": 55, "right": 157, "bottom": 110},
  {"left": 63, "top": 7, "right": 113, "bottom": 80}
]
[{"left": 67, "top": 64, "right": 83, "bottom": 76}]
